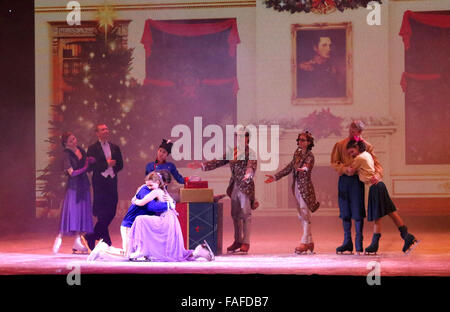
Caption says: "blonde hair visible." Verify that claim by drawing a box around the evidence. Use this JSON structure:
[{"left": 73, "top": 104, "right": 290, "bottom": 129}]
[{"left": 144, "top": 172, "right": 164, "bottom": 189}]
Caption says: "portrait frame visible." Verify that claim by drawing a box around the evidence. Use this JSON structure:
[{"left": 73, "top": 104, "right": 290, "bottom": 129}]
[{"left": 291, "top": 22, "right": 353, "bottom": 105}]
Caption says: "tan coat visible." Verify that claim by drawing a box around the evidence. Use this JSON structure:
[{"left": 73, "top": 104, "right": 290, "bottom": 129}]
[{"left": 274, "top": 148, "right": 320, "bottom": 212}]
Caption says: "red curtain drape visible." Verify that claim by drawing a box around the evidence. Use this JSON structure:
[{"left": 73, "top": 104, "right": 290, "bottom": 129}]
[
  {"left": 399, "top": 10, "right": 450, "bottom": 92},
  {"left": 141, "top": 19, "right": 240, "bottom": 58},
  {"left": 399, "top": 10, "right": 450, "bottom": 164},
  {"left": 141, "top": 19, "right": 240, "bottom": 95},
  {"left": 400, "top": 72, "right": 442, "bottom": 92},
  {"left": 399, "top": 10, "right": 450, "bottom": 50}
]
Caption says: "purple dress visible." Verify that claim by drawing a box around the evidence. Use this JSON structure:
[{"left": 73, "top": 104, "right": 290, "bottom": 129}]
[
  {"left": 59, "top": 148, "right": 94, "bottom": 235},
  {"left": 128, "top": 208, "right": 194, "bottom": 262}
]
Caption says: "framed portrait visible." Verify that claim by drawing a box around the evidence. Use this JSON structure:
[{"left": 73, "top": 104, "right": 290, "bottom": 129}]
[{"left": 291, "top": 22, "right": 353, "bottom": 105}]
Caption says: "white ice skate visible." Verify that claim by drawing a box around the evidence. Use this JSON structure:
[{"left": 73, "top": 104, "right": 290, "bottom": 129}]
[
  {"left": 87, "top": 239, "right": 108, "bottom": 262},
  {"left": 52, "top": 236, "right": 62, "bottom": 254},
  {"left": 193, "top": 240, "right": 215, "bottom": 261},
  {"left": 72, "top": 236, "right": 89, "bottom": 254}
]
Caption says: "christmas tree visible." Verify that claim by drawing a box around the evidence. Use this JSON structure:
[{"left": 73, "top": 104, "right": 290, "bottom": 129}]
[{"left": 37, "top": 25, "right": 142, "bottom": 212}]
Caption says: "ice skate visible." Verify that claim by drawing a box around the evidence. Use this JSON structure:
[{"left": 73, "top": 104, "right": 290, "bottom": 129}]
[
  {"left": 226, "top": 241, "right": 242, "bottom": 254},
  {"left": 129, "top": 255, "right": 151, "bottom": 262},
  {"left": 237, "top": 243, "right": 250, "bottom": 254},
  {"left": 398, "top": 226, "right": 420, "bottom": 254},
  {"left": 87, "top": 239, "right": 108, "bottom": 262},
  {"left": 336, "top": 241, "right": 353, "bottom": 255},
  {"left": 193, "top": 240, "right": 215, "bottom": 261},
  {"left": 72, "top": 236, "right": 89, "bottom": 254},
  {"left": 402, "top": 234, "right": 420, "bottom": 254},
  {"left": 295, "top": 243, "right": 314, "bottom": 255},
  {"left": 52, "top": 236, "right": 62, "bottom": 254},
  {"left": 364, "top": 233, "right": 381, "bottom": 255}
]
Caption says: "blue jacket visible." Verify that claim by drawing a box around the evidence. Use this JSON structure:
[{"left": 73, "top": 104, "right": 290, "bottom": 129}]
[
  {"left": 145, "top": 161, "right": 185, "bottom": 184},
  {"left": 121, "top": 185, "right": 168, "bottom": 228}
]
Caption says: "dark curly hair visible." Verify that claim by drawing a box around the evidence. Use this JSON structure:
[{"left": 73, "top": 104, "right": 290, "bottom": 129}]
[
  {"left": 297, "top": 131, "right": 315, "bottom": 151},
  {"left": 346, "top": 138, "right": 366, "bottom": 153},
  {"left": 346, "top": 138, "right": 384, "bottom": 178}
]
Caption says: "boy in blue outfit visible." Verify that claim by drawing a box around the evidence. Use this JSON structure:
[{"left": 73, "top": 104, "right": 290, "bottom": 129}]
[{"left": 145, "top": 139, "right": 185, "bottom": 185}]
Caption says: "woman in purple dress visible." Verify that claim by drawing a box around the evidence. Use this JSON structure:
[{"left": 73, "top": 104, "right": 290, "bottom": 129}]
[{"left": 52, "top": 132, "right": 95, "bottom": 254}]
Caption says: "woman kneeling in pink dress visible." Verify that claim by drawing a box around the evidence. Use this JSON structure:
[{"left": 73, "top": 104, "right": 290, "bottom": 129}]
[{"left": 88, "top": 170, "right": 214, "bottom": 262}]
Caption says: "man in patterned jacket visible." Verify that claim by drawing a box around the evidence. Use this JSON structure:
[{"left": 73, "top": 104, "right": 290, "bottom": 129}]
[
  {"left": 188, "top": 130, "right": 257, "bottom": 253},
  {"left": 265, "top": 131, "right": 320, "bottom": 254}
]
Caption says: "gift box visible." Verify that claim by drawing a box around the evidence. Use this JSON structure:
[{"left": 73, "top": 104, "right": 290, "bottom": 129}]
[
  {"left": 185, "top": 180, "right": 209, "bottom": 189},
  {"left": 179, "top": 188, "right": 214, "bottom": 203},
  {"left": 176, "top": 202, "right": 223, "bottom": 255}
]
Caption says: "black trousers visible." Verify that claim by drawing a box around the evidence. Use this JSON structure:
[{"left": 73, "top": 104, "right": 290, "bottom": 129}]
[{"left": 87, "top": 176, "right": 118, "bottom": 246}]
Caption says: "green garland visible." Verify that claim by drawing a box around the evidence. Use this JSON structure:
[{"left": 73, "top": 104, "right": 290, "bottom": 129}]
[{"left": 264, "top": 0, "right": 382, "bottom": 14}]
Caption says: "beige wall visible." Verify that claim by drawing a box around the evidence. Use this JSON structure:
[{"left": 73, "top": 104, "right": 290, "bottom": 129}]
[
  {"left": 35, "top": 0, "right": 450, "bottom": 214},
  {"left": 255, "top": 0, "right": 390, "bottom": 120}
]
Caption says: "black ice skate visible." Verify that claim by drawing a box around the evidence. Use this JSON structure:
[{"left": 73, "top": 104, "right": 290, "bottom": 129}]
[
  {"left": 336, "top": 241, "right": 353, "bottom": 255},
  {"left": 364, "top": 233, "right": 381, "bottom": 255},
  {"left": 402, "top": 233, "right": 419, "bottom": 254}
]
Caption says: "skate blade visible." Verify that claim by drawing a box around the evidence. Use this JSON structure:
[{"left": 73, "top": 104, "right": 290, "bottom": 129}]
[
  {"left": 364, "top": 251, "right": 378, "bottom": 256},
  {"left": 336, "top": 251, "right": 354, "bottom": 255},
  {"left": 129, "top": 257, "right": 151, "bottom": 262},
  {"left": 404, "top": 239, "right": 420, "bottom": 255},
  {"left": 295, "top": 251, "right": 315, "bottom": 255},
  {"left": 72, "top": 249, "right": 89, "bottom": 255}
]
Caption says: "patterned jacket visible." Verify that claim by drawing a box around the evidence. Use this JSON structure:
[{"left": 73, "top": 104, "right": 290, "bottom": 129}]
[
  {"left": 202, "top": 146, "right": 257, "bottom": 208},
  {"left": 274, "top": 148, "right": 320, "bottom": 212}
]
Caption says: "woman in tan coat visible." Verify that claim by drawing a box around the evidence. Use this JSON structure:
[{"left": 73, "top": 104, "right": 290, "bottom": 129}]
[{"left": 265, "top": 131, "right": 320, "bottom": 254}]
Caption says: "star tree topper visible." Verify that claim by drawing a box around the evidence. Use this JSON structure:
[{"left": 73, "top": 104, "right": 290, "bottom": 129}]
[{"left": 96, "top": 3, "right": 117, "bottom": 43}]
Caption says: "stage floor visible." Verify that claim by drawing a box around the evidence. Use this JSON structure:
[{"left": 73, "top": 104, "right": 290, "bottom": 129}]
[{"left": 1, "top": 215, "right": 449, "bottom": 276}]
